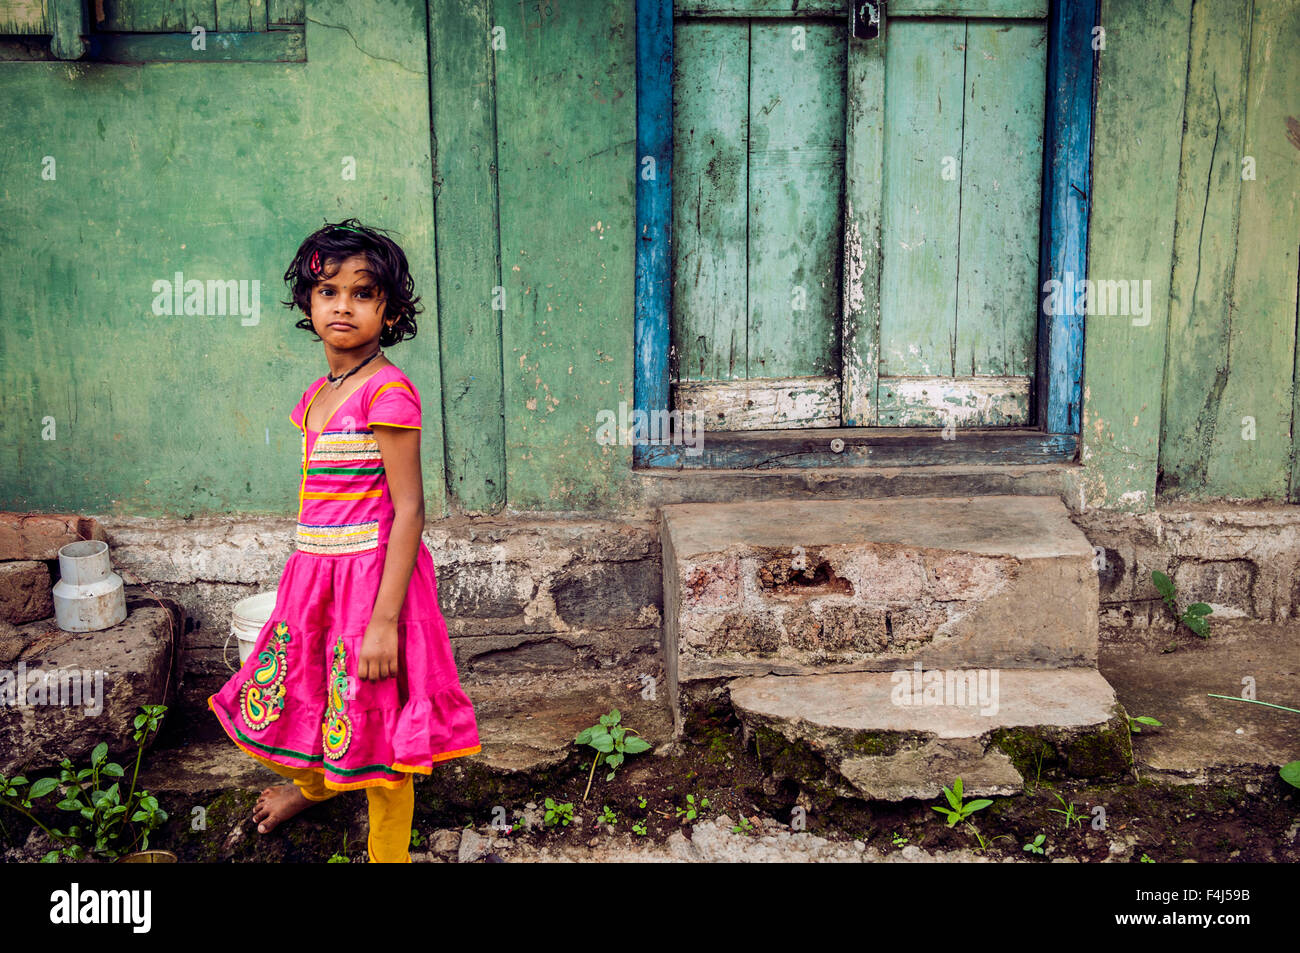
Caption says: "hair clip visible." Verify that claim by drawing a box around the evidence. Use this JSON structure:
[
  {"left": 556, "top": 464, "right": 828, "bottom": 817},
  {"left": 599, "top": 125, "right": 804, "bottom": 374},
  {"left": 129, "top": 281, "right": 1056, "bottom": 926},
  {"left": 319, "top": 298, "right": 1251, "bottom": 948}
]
[{"left": 308, "top": 249, "right": 322, "bottom": 276}]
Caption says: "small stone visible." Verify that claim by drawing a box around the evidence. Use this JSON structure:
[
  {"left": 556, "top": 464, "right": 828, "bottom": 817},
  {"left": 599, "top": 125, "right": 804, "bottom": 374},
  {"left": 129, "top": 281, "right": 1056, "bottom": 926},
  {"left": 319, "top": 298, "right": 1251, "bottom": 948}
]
[
  {"left": 429, "top": 829, "right": 460, "bottom": 859},
  {"left": 457, "top": 828, "right": 489, "bottom": 863}
]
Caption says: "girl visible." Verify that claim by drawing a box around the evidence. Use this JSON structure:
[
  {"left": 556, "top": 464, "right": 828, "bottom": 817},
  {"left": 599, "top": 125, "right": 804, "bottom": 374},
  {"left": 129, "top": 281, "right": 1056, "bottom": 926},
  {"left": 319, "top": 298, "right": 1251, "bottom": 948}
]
[{"left": 208, "top": 219, "right": 481, "bottom": 863}]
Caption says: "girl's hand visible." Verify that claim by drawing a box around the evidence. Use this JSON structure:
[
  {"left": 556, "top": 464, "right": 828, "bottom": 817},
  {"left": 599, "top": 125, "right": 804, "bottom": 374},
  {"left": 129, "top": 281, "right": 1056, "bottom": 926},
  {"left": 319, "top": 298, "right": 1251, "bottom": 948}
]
[{"left": 358, "top": 619, "right": 399, "bottom": 680}]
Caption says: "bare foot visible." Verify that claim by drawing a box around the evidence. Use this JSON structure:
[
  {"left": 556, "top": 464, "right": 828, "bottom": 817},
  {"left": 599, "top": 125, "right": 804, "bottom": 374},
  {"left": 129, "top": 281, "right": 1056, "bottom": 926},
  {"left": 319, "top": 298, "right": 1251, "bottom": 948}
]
[{"left": 252, "top": 783, "right": 317, "bottom": 834}]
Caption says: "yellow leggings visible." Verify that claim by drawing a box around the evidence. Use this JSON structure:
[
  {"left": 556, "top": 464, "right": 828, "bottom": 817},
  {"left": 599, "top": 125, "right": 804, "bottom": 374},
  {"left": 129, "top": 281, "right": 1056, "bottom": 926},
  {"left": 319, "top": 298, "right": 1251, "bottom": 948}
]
[{"left": 249, "top": 751, "right": 414, "bottom": 863}]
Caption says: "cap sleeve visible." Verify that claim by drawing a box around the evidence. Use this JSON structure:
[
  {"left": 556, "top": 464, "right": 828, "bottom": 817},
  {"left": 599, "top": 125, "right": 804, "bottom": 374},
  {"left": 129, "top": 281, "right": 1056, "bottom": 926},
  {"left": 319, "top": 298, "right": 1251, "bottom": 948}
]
[{"left": 367, "top": 378, "right": 421, "bottom": 430}]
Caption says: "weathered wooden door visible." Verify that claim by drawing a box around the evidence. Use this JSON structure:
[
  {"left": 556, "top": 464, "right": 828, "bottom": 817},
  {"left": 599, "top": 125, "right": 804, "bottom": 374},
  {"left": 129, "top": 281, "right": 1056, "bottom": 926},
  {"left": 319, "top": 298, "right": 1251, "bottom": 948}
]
[{"left": 671, "top": 1, "right": 1047, "bottom": 431}]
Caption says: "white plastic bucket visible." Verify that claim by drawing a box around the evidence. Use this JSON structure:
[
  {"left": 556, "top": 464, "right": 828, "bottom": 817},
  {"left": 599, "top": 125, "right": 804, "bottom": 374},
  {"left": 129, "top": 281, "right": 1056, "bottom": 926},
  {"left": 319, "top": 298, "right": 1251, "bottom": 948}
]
[{"left": 231, "top": 591, "right": 278, "bottom": 665}]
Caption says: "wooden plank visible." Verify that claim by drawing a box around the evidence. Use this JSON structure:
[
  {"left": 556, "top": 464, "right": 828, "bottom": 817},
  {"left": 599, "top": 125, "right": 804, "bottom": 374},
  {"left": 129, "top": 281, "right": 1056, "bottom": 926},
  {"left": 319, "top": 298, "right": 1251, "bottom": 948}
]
[
  {"left": 747, "top": 20, "right": 845, "bottom": 382},
  {"left": 675, "top": 0, "right": 841, "bottom": 16},
  {"left": 640, "top": 426, "right": 1077, "bottom": 468},
  {"left": 1036, "top": 0, "right": 1095, "bottom": 434},
  {"left": 676, "top": 375, "right": 840, "bottom": 430},
  {"left": 636, "top": 0, "right": 675, "bottom": 469},
  {"left": 674, "top": 0, "right": 1046, "bottom": 16},
  {"left": 956, "top": 20, "right": 1045, "bottom": 378},
  {"left": 1158, "top": 0, "right": 1251, "bottom": 498},
  {"left": 97, "top": 0, "right": 188, "bottom": 31},
  {"left": 0, "top": 0, "right": 47, "bottom": 34},
  {"left": 184, "top": 0, "right": 217, "bottom": 29},
  {"left": 93, "top": 0, "right": 263, "bottom": 32},
  {"left": 267, "top": 0, "right": 301, "bottom": 25},
  {"left": 82, "top": 27, "right": 302, "bottom": 59},
  {"left": 215, "top": 0, "right": 256, "bottom": 33},
  {"left": 1075, "top": 0, "right": 1186, "bottom": 510},
  {"left": 1225, "top": 0, "right": 1300, "bottom": 499},
  {"left": 494, "top": 0, "right": 637, "bottom": 508},
  {"left": 877, "top": 375, "right": 1030, "bottom": 426},
  {"left": 879, "top": 17, "right": 965, "bottom": 378},
  {"left": 671, "top": 19, "right": 749, "bottom": 383},
  {"left": 840, "top": 7, "right": 884, "bottom": 426},
  {"left": 429, "top": 0, "right": 504, "bottom": 512},
  {"left": 890, "top": 0, "right": 1046, "bottom": 14}
]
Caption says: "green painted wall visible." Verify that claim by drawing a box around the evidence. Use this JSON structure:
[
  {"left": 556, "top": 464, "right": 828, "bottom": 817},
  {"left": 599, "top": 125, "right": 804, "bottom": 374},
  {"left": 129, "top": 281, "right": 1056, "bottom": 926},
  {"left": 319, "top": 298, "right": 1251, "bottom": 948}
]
[
  {"left": 0, "top": 0, "right": 448, "bottom": 517},
  {"left": 1, "top": 0, "right": 1297, "bottom": 518}
]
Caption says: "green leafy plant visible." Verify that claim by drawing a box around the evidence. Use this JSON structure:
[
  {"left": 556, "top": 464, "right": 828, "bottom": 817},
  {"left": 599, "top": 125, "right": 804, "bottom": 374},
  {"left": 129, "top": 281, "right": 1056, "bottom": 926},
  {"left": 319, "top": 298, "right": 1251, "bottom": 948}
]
[
  {"left": 409, "top": 828, "right": 425, "bottom": 848},
  {"left": 543, "top": 797, "right": 574, "bottom": 828},
  {"left": 574, "top": 709, "right": 652, "bottom": 801},
  {"left": 932, "top": 778, "right": 999, "bottom": 852},
  {"left": 1151, "top": 571, "right": 1213, "bottom": 638},
  {"left": 327, "top": 831, "right": 352, "bottom": 863},
  {"left": 1, "top": 704, "right": 169, "bottom": 862},
  {"left": 1028, "top": 743, "right": 1051, "bottom": 791},
  {"left": 1140, "top": 853, "right": 1154, "bottom": 863},
  {"left": 931, "top": 778, "right": 992, "bottom": 827},
  {"left": 1048, "top": 791, "right": 1087, "bottom": 830},
  {"left": 891, "top": 832, "right": 909, "bottom": 847},
  {"left": 675, "top": 793, "right": 709, "bottom": 823},
  {"left": 732, "top": 816, "right": 756, "bottom": 835},
  {"left": 1023, "top": 833, "right": 1047, "bottom": 855},
  {"left": 1282, "top": 761, "right": 1300, "bottom": 790},
  {"left": 631, "top": 821, "right": 647, "bottom": 836},
  {"left": 636, "top": 795, "right": 647, "bottom": 809},
  {"left": 1127, "top": 715, "right": 1163, "bottom": 733},
  {"left": 598, "top": 805, "right": 617, "bottom": 826}
]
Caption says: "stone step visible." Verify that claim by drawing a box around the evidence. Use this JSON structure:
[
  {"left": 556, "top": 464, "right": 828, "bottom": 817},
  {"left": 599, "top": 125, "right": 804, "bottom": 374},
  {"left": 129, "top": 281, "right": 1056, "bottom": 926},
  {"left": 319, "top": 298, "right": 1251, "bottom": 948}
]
[
  {"left": 661, "top": 495, "right": 1099, "bottom": 732},
  {"left": 728, "top": 667, "right": 1131, "bottom": 802}
]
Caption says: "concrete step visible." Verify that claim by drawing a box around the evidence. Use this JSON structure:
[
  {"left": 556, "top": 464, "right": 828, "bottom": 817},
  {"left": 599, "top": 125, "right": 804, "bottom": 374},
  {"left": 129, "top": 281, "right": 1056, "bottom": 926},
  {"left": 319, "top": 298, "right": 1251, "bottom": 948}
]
[
  {"left": 661, "top": 495, "right": 1099, "bottom": 732},
  {"left": 728, "top": 667, "right": 1131, "bottom": 801}
]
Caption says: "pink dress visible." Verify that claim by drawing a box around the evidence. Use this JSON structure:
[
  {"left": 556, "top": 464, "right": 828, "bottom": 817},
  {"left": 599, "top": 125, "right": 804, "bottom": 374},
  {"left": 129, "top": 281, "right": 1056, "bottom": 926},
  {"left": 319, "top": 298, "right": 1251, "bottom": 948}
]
[{"left": 208, "top": 364, "right": 482, "bottom": 790}]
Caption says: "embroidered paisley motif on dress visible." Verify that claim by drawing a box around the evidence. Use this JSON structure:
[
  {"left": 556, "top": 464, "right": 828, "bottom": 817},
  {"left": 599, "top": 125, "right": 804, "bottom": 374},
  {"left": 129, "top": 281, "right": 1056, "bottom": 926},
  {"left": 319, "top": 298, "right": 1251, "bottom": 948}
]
[{"left": 238, "top": 620, "right": 291, "bottom": 731}]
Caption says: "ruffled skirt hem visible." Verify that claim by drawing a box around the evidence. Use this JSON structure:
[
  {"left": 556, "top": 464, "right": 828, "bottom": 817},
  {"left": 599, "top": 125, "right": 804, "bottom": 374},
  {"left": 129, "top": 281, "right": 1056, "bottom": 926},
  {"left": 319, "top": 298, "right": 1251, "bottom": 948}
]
[{"left": 208, "top": 694, "right": 483, "bottom": 792}]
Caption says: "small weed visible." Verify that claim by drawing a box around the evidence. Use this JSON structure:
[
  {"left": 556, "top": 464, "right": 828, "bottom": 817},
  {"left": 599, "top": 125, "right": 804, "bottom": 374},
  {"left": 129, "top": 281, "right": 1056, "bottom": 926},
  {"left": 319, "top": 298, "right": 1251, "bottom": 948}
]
[
  {"left": 543, "top": 797, "right": 574, "bottom": 828},
  {"left": 636, "top": 795, "right": 647, "bottom": 809},
  {"left": 891, "top": 832, "right": 909, "bottom": 847},
  {"left": 1029, "top": 743, "right": 1051, "bottom": 791},
  {"left": 1140, "top": 853, "right": 1154, "bottom": 863},
  {"left": 574, "top": 709, "right": 652, "bottom": 801},
  {"left": 1127, "top": 715, "right": 1163, "bottom": 733},
  {"left": 732, "top": 816, "right": 756, "bottom": 835},
  {"left": 931, "top": 777, "right": 992, "bottom": 827},
  {"left": 1048, "top": 791, "right": 1087, "bottom": 830},
  {"left": 1023, "top": 833, "right": 1047, "bottom": 855},
  {"left": 1152, "top": 570, "right": 1213, "bottom": 638},
  {"left": 409, "top": 828, "right": 425, "bottom": 848},
  {"left": 631, "top": 821, "right": 648, "bottom": 836},
  {"left": 327, "top": 831, "right": 351, "bottom": 863},
  {"left": 675, "top": 793, "right": 710, "bottom": 823},
  {"left": 598, "top": 805, "right": 617, "bottom": 826}
]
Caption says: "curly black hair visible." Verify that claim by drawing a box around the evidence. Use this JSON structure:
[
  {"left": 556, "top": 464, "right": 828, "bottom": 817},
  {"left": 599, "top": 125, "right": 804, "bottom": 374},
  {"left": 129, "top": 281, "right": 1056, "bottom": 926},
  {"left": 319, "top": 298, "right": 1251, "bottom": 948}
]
[{"left": 282, "top": 218, "right": 422, "bottom": 347}]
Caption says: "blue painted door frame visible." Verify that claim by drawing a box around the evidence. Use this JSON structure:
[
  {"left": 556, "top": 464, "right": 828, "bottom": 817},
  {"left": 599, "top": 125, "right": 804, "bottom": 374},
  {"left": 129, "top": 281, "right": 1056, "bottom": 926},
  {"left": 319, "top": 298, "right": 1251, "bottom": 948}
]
[{"left": 634, "top": 0, "right": 1095, "bottom": 468}]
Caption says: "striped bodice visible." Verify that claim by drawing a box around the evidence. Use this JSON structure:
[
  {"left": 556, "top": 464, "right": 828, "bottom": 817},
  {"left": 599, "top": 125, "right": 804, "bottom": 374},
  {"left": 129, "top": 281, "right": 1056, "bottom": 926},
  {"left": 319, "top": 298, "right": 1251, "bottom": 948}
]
[{"left": 291, "top": 366, "right": 422, "bottom": 557}]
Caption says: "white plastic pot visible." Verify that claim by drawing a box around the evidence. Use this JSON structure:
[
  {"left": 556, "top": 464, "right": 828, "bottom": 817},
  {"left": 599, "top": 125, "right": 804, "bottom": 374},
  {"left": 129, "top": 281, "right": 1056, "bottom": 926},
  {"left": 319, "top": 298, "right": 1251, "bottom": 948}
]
[
  {"left": 52, "top": 540, "right": 126, "bottom": 632},
  {"left": 231, "top": 591, "right": 278, "bottom": 665}
]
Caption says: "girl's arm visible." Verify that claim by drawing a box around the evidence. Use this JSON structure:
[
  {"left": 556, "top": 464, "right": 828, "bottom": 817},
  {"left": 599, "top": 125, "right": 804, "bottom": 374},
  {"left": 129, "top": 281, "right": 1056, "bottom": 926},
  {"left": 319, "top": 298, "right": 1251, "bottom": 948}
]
[{"left": 359, "top": 424, "right": 425, "bottom": 680}]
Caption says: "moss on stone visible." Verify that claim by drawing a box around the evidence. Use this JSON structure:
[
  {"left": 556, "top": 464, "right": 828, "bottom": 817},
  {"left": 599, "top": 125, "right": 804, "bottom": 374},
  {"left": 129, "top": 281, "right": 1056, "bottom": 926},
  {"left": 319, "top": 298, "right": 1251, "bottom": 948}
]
[
  {"left": 844, "top": 730, "right": 905, "bottom": 757},
  {"left": 990, "top": 712, "right": 1132, "bottom": 785}
]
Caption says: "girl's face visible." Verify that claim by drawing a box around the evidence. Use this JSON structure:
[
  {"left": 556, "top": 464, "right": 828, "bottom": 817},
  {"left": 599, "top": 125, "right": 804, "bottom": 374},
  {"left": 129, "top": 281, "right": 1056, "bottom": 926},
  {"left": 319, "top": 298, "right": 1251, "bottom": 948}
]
[{"left": 309, "top": 254, "right": 389, "bottom": 352}]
